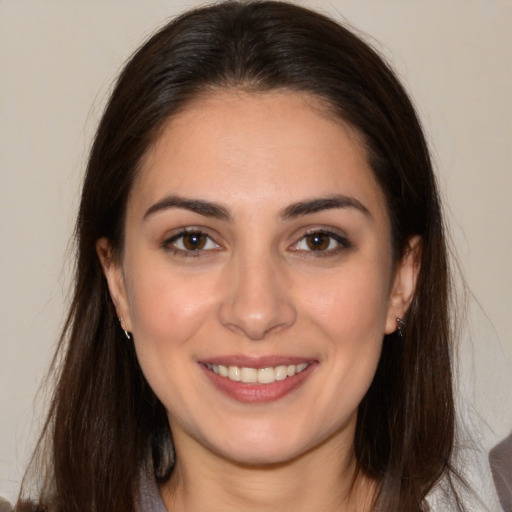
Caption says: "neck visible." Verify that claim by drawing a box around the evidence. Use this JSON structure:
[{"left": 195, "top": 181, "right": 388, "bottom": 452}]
[{"left": 160, "top": 428, "right": 376, "bottom": 512}]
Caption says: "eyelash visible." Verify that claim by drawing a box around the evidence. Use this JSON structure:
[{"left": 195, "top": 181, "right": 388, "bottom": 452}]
[
  {"left": 163, "top": 228, "right": 221, "bottom": 257},
  {"left": 289, "top": 229, "right": 351, "bottom": 256},
  {"left": 163, "top": 228, "right": 351, "bottom": 258}
]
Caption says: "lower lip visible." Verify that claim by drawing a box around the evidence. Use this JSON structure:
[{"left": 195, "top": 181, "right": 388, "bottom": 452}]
[{"left": 200, "top": 363, "right": 317, "bottom": 403}]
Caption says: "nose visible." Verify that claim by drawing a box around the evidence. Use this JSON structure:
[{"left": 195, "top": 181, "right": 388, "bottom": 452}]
[{"left": 218, "top": 252, "right": 297, "bottom": 340}]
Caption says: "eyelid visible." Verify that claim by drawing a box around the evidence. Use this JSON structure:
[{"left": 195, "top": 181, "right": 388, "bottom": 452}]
[
  {"left": 163, "top": 227, "right": 222, "bottom": 255},
  {"left": 289, "top": 227, "right": 352, "bottom": 254}
]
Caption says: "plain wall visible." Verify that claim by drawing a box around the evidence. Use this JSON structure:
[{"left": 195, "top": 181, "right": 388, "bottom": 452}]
[{"left": 1, "top": 0, "right": 511, "bottom": 506}]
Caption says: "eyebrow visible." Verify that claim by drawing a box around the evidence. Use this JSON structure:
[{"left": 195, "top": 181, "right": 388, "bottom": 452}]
[
  {"left": 280, "top": 195, "right": 372, "bottom": 221},
  {"left": 142, "top": 193, "right": 371, "bottom": 222},
  {"left": 143, "top": 195, "right": 231, "bottom": 221}
]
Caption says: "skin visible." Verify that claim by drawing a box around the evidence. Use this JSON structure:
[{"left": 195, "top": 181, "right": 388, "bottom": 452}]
[{"left": 98, "top": 90, "right": 420, "bottom": 511}]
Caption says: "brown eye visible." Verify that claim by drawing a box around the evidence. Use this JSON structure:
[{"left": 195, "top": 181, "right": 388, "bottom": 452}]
[
  {"left": 166, "top": 230, "right": 219, "bottom": 253},
  {"left": 291, "top": 230, "right": 350, "bottom": 255},
  {"left": 305, "top": 233, "right": 330, "bottom": 251},
  {"left": 182, "top": 232, "right": 208, "bottom": 250}
]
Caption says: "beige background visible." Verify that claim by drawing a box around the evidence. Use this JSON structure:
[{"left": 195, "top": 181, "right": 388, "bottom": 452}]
[{"left": 1, "top": 0, "right": 510, "bottom": 507}]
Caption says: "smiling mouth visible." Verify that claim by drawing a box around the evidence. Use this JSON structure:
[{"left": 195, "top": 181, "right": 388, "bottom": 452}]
[{"left": 204, "top": 363, "right": 310, "bottom": 384}]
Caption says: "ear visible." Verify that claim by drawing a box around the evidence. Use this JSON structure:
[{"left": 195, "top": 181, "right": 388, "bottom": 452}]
[
  {"left": 384, "top": 236, "right": 422, "bottom": 335},
  {"left": 96, "top": 237, "right": 132, "bottom": 332}
]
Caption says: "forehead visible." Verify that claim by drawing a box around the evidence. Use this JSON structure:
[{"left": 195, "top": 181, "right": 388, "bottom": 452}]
[{"left": 130, "top": 90, "right": 388, "bottom": 223}]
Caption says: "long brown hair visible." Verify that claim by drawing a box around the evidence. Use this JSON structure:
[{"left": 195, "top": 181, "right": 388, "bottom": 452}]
[{"left": 19, "top": 2, "right": 464, "bottom": 510}]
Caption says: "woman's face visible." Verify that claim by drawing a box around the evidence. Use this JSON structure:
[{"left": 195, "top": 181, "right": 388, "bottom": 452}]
[{"left": 99, "top": 90, "right": 418, "bottom": 466}]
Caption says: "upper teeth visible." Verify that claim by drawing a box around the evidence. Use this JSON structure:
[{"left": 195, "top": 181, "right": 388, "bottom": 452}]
[{"left": 205, "top": 363, "right": 309, "bottom": 384}]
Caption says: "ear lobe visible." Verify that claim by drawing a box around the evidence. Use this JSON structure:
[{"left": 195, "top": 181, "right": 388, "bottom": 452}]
[
  {"left": 96, "top": 237, "right": 132, "bottom": 331},
  {"left": 385, "top": 236, "right": 422, "bottom": 335}
]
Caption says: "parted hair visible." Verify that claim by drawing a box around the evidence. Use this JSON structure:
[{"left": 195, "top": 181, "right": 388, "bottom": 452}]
[{"left": 19, "top": 2, "right": 464, "bottom": 511}]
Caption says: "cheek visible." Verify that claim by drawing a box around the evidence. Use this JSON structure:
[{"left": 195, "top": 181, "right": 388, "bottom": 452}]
[
  {"left": 297, "top": 264, "right": 390, "bottom": 406},
  {"left": 126, "top": 259, "right": 215, "bottom": 339},
  {"left": 123, "top": 260, "right": 219, "bottom": 391},
  {"left": 300, "top": 263, "right": 392, "bottom": 343}
]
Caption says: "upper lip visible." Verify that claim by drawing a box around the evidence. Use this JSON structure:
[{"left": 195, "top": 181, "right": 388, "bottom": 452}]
[{"left": 198, "top": 355, "right": 316, "bottom": 368}]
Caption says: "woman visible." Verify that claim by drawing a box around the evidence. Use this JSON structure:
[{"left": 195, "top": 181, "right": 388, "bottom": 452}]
[{"left": 18, "top": 1, "right": 467, "bottom": 511}]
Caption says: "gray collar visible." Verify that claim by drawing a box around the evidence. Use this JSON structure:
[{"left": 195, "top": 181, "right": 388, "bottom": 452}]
[{"left": 137, "top": 464, "right": 168, "bottom": 512}]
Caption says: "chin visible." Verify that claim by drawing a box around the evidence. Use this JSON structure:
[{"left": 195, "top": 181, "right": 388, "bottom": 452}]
[
  {"left": 218, "top": 443, "right": 307, "bottom": 467},
  {"left": 203, "top": 421, "right": 326, "bottom": 467}
]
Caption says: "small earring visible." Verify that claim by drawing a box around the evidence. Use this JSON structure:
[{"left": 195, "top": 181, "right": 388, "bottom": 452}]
[
  {"left": 118, "top": 317, "right": 131, "bottom": 340},
  {"left": 396, "top": 317, "right": 405, "bottom": 338}
]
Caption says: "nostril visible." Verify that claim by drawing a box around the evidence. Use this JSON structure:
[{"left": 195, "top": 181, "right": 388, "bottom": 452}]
[{"left": 218, "top": 292, "right": 297, "bottom": 341}]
